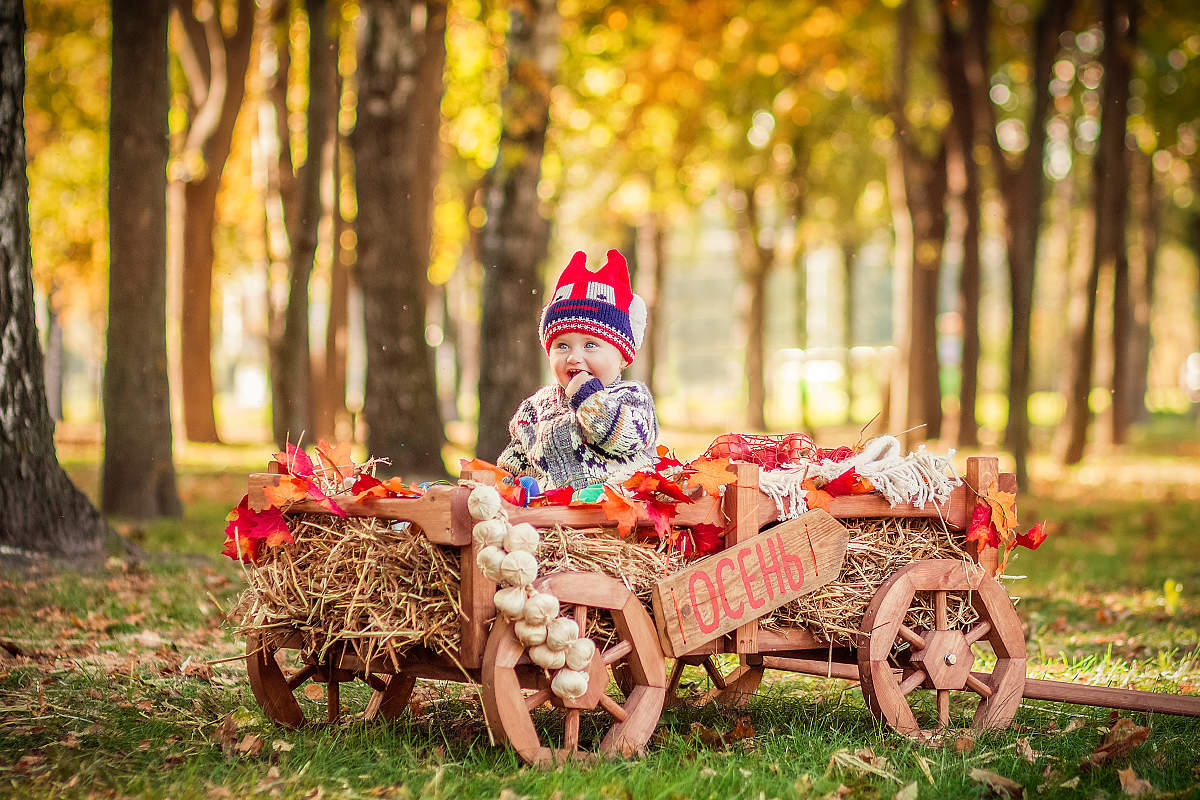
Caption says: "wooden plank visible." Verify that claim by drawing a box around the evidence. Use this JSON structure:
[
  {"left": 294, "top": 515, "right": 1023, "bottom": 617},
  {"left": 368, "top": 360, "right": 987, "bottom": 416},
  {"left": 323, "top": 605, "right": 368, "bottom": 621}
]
[
  {"left": 651, "top": 509, "right": 849, "bottom": 658},
  {"left": 458, "top": 469, "right": 496, "bottom": 669},
  {"left": 1021, "top": 677, "right": 1200, "bottom": 717},
  {"left": 729, "top": 463, "right": 760, "bottom": 655},
  {"left": 760, "top": 656, "right": 860, "bottom": 681},
  {"left": 963, "top": 456, "right": 1000, "bottom": 574},
  {"left": 246, "top": 473, "right": 461, "bottom": 544}
]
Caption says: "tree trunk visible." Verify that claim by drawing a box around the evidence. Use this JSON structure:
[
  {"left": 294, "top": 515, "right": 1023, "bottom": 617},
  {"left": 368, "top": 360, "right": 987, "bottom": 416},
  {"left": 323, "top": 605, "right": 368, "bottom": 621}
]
[
  {"left": 273, "top": 0, "right": 336, "bottom": 446},
  {"left": 0, "top": 0, "right": 111, "bottom": 557},
  {"left": 840, "top": 239, "right": 856, "bottom": 426},
  {"left": 317, "top": 135, "right": 351, "bottom": 442},
  {"left": 967, "top": 0, "right": 1074, "bottom": 486},
  {"left": 44, "top": 293, "right": 63, "bottom": 421},
  {"left": 170, "top": 0, "right": 255, "bottom": 444},
  {"left": 353, "top": 0, "right": 448, "bottom": 476},
  {"left": 641, "top": 215, "right": 667, "bottom": 398},
  {"left": 475, "top": 0, "right": 561, "bottom": 461},
  {"left": 890, "top": 0, "right": 946, "bottom": 446},
  {"left": 940, "top": 2, "right": 980, "bottom": 447},
  {"left": 734, "top": 182, "right": 773, "bottom": 431},
  {"left": 1127, "top": 149, "right": 1159, "bottom": 425},
  {"left": 103, "top": 0, "right": 181, "bottom": 519},
  {"left": 1059, "top": 0, "right": 1135, "bottom": 464}
]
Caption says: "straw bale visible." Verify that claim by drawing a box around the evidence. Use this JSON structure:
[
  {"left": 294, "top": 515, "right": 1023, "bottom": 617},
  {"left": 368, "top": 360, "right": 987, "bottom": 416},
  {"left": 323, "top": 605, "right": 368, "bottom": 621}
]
[
  {"left": 763, "top": 516, "right": 981, "bottom": 646},
  {"left": 233, "top": 514, "right": 462, "bottom": 667}
]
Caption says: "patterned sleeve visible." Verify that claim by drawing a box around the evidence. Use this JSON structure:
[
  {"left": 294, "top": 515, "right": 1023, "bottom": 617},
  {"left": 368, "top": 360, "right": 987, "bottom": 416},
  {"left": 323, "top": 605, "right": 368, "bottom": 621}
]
[
  {"left": 569, "top": 379, "right": 658, "bottom": 457},
  {"left": 497, "top": 399, "right": 534, "bottom": 475}
]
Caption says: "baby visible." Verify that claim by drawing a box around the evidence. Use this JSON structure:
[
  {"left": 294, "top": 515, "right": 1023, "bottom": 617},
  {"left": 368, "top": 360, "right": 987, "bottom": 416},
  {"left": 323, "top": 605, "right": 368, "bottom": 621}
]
[{"left": 498, "top": 249, "right": 659, "bottom": 490}]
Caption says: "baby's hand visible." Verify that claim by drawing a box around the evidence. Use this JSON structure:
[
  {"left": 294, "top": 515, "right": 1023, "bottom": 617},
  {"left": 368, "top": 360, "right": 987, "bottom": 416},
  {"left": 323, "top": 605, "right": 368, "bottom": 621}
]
[{"left": 566, "top": 370, "right": 594, "bottom": 397}]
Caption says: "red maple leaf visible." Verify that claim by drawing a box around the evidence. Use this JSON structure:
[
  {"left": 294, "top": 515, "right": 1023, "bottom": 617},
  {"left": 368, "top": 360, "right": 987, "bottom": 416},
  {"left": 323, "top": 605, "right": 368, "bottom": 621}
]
[
  {"left": 823, "top": 468, "right": 858, "bottom": 497},
  {"left": 644, "top": 498, "right": 679, "bottom": 541},
  {"left": 964, "top": 501, "right": 1000, "bottom": 549},
  {"left": 685, "top": 523, "right": 724, "bottom": 557},
  {"left": 655, "top": 444, "right": 684, "bottom": 471},
  {"left": 273, "top": 443, "right": 315, "bottom": 478},
  {"left": 303, "top": 479, "right": 346, "bottom": 516},
  {"left": 222, "top": 533, "right": 260, "bottom": 563},
  {"left": 1016, "top": 521, "right": 1048, "bottom": 550}
]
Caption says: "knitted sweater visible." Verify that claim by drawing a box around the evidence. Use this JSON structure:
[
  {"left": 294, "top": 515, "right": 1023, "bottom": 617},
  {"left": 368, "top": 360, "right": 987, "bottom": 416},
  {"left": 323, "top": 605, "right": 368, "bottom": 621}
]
[{"left": 497, "top": 378, "right": 658, "bottom": 490}]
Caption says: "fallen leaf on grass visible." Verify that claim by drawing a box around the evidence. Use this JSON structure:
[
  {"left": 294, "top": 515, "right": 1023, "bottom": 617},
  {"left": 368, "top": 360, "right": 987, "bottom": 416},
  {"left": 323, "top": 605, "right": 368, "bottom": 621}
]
[
  {"left": 1015, "top": 737, "right": 1038, "bottom": 764},
  {"left": 827, "top": 747, "right": 901, "bottom": 783},
  {"left": 1059, "top": 776, "right": 1081, "bottom": 789},
  {"left": 894, "top": 781, "right": 918, "bottom": 800},
  {"left": 212, "top": 713, "right": 239, "bottom": 754},
  {"left": 1080, "top": 718, "right": 1150, "bottom": 770},
  {"left": 954, "top": 734, "right": 976, "bottom": 752},
  {"left": 272, "top": 739, "right": 294, "bottom": 752},
  {"left": 1118, "top": 767, "right": 1153, "bottom": 797},
  {"left": 236, "top": 733, "right": 264, "bottom": 756},
  {"left": 968, "top": 768, "right": 1025, "bottom": 799},
  {"left": 303, "top": 683, "right": 325, "bottom": 701}
]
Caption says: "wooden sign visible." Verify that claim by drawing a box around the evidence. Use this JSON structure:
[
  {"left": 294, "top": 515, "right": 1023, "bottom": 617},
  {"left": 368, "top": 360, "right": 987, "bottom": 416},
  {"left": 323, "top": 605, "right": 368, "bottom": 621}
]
[{"left": 651, "top": 509, "right": 849, "bottom": 657}]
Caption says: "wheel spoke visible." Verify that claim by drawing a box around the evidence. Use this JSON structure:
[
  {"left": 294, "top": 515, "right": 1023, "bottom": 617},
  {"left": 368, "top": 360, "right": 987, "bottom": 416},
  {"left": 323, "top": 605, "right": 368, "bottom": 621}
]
[
  {"left": 898, "top": 669, "right": 928, "bottom": 696},
  {"left": 564, "top": 709, "right": 581, "bottom": 752},
  {"left": 701, "top": 657, "right": 729, "bottom": 690},
  {"left": 598, "top": 692, "right": 629, "bottom": 722},
  {"left": 327, "top": 680, "right": 341, "bottom": 723},
  {"left": 936, "top": 689, "right": 949, "bottom": 727},
  {"left": 935, "top": 591, "right": 948, "bottom": 631},
  {"left": 898, "top": 624, "right": 927, "bottom": 650},
  {"left": 525, "top": 688, "right": 552, "bottom": 711},
  {"left": 964, "top": 621, "right": 992, "bottom": 645},
  {"left": 965, "top": 674, "right": 994, "bottom": 698},
  {"left": 602, "top": 640, "right": 634, "bottom": 665},
  {"left": 287, "top": 664, "right": 318, "bottom": 690}
]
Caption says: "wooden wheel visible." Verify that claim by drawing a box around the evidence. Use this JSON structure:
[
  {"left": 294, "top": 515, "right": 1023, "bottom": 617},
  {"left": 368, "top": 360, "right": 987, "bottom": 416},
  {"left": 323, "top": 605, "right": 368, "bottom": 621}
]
[
  {"left": 665, "top": 655, "right": 764, "bottom": 708},
  {"left": 481, "top": 573, "right": 667, "bottom": 766},
  {"left": 858, "top": 559, "right": 1026, "bottom": 739},
  {"left": 246, "top": 632, "right": 415, "bottom": 728}
]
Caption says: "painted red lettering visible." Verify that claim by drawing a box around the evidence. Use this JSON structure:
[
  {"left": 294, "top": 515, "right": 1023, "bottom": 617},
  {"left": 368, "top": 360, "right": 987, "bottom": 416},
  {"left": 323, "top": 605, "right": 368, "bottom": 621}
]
[
  {"left": 761, "top": 538, "right": 787, "bottom": 597},
  {"left": 688, "top": 571, "right": 721, "bottom": 634},
  {"left": 778, "top": 531, "right": 805, "bottom": 589},
  {"left": 737, "top": 547, "right": 765, "bottom": 610},
  {"left": 715, "top": 557, "right": 744, "bottom": 619}
]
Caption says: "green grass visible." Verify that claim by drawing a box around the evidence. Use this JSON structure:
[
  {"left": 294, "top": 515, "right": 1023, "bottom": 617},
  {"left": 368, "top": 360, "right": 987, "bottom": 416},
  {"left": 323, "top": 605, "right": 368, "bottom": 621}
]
[{"left": 3, "top": 432, "right": 1200, "bottom": 798}]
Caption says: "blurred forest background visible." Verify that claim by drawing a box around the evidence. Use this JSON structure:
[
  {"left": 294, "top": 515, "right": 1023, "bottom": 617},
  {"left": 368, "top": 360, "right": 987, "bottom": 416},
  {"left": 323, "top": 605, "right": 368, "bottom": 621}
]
[{"left": 16, "top": 0, "right": 1200, "bottom": 528}]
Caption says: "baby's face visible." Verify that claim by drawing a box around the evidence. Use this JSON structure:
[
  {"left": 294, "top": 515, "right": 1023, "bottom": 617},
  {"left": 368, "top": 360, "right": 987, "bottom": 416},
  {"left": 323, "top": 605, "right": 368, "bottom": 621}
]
[{"left": 548, "top": 331, "right": 628, "bottom": 391}]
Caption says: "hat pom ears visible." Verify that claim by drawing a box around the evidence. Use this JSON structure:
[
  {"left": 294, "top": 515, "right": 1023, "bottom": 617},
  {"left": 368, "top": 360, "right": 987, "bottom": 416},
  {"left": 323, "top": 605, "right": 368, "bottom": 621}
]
[{"left": 628, "top": 292, "right": 647, "bottom": 350}]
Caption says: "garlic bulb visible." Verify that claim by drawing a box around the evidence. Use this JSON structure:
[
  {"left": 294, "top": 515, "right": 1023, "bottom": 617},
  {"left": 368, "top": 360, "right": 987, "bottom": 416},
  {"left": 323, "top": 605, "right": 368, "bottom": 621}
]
[
  {"left": 529, "top": 643, "right": 567, "bottom": 670},
  {"left": 564, "top": 636, "right": 597, "bottom": 670},
  {"left": 475, "top": 545, "right": 507, "bottom": 582},
  {"left": 514, "top": 620, "right": 547, "bottom": 646},
  {"left": 493, "top": 586, "right": 527, "bottom": 620},
  {"left": 499, "top": 550, "right": 538, "bottom": 587},
  {"left": 472, "top": 518, "right": 508, "bottom": 549},
  {"left": 551, "top": 668, "right": 590, "bottom": 700},
  {"left": 522, "top": 592, "right": 559, "bottom": 626},
  {"left": 467, "top": 485, "right": 502, "bottom": 521},
  {"left": 503, "top": 522, "right": 540, "bottom": 554},
  {"left": 544, "top": 617, "right": 579, "bottom": 651}
]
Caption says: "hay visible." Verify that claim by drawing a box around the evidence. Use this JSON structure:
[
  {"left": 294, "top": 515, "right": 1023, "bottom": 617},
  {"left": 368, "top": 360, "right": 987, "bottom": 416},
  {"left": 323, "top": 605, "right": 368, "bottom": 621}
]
[
  {"left": 233, "top": 514, "right": 463, "bottom": 669},
  {"left": 764, "top": 516, "right": 980, "bottom": 646}
]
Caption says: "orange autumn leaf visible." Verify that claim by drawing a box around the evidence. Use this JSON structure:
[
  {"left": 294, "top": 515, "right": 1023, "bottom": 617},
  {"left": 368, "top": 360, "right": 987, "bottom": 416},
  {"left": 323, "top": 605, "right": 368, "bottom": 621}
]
[
  {"left": 262, "top": 476, "right": 310, "bottom": 507},
  {"left": 686, "top": 457, "right": 736, "bottom": 496},
  {"left": 314, "top": 439, "right": 353, "bottom": 480},
  {"left": 458, "top": 457, "right": 513, "bottom": 483},
  {"left": 805, "top": 488, "right": 833, "bottom": 513},
  {"left": 601, "top": 485, "right": 643, "bottom": 537},
  {"left": 379, "top": 477, "right": 423, "bottom": 498},
  {"left": 984, "top": 489, "right": 1018, "bottom": 533}
]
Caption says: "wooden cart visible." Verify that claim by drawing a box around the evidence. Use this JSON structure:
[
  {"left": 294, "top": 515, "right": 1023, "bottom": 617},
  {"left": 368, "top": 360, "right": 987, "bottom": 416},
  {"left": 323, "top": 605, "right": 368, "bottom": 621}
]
[{"left": 242, "top": 456, "right": 1200, "bottom": 765}]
